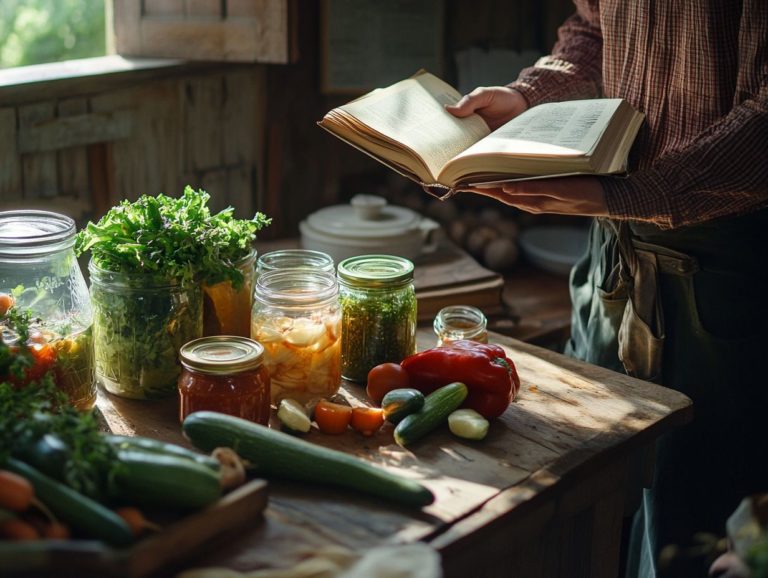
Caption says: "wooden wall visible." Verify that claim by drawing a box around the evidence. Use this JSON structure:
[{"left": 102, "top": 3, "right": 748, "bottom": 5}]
[{"left": 0, "top": 0, "right": 575, "bottom": 238}]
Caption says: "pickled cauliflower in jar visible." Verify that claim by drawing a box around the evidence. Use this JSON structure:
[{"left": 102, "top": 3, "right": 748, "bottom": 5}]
[{"left": 252, "top": 311, "right": 341, "bottom": 404}]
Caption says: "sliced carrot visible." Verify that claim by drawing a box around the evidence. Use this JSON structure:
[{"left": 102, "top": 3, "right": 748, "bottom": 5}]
[
  {"left": 350, "top": 407, "right": 385, "bottom": 437},
  {"left": 314, "top": 400, "right": 352, "bottom": 434},
  {"left": 0, "top": 470, "right": 34, "bottom": 512},
  {"left": 0, "top": 518, "right": 40, "bottom": 541}
]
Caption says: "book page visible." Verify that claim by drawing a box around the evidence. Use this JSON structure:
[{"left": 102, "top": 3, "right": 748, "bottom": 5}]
[
  {"left": 454, "top": 99, "right": 623, "bottom": 159},
  {"left": 338, "top": 73, "right": 490, "bottom": 179}
]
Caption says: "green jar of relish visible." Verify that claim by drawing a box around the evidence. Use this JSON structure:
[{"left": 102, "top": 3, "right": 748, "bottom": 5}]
[{"left": 337, "top": 255, "right": 417, "bottom": 382}]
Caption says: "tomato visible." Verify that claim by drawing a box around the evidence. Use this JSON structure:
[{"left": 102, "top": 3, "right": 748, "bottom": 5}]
[
  {"left": 350, "top": 407, "right": 384, "bottom": 436},
  {"left": 366, "top": 363, "right": 410, "bottom": 406},
  {"left": 314, "top": 400, "right": 352, "bottom": 434},
  {"left": 0, "top": 293, "right": 13, "bottom": 316}
]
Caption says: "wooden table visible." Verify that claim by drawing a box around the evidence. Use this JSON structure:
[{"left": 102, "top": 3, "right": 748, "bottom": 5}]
[{"left": 98, "top": 329, "right": 692, "bottom": 578}]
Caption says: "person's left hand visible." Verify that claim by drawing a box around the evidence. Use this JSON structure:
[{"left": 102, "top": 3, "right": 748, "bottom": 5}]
[{"left": 467, "top": 176, "right": 608, "bottom": 217}]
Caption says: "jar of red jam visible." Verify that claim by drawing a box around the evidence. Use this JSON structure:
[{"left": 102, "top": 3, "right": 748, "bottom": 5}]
[{"left": 178, "top": 336, "right": 270, "bottom": 424}]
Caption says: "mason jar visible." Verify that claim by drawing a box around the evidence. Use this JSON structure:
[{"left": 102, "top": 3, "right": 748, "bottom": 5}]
[
  {"left": 178, "top": 336, "right": 270, "bottom": 424},
  {"left": 203, "top": 248, "right": 257, "bottom": 338},
  {"left": 89, "top": 263, "right": 203, "bottom": 399},
  {"left": 256, "top": 249, "right": 335, "bottom": 275},
  {"left": 0, "top": 210, "right": 95, "bottom": 410},
  {"left": 433, "top": 305, "right": 488, "bottom": 347},
  {"left": 337, "top": 255, "right": 417, "bottom": 382},
  {"left": 251, "top": 269, "right": 340, "bottom": 404}
]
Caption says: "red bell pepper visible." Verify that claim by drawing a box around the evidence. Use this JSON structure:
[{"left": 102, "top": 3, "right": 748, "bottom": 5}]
[{"left": 400, "top": 340, "right": 520, "bottom": 419}]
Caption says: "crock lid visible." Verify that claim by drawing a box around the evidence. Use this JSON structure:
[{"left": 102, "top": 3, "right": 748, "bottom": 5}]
[{"left": 304, "top": 195, "right": 421, "bottom": 241}]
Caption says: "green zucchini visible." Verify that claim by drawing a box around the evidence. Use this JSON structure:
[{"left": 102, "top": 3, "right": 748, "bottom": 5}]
[
  {"left": 183, "top": 411, "right": 434, "bottom": 508},
  {"left": 394, "top": 382, "right": 468, "bottom": 447},
  {"left": 104, "top": 434, "right": 220, "bottom": 470},
  {"left": 5, "top": 458, "right": 134, "bottom": 546},
  {"left": 381, "top": 389, "right": 425, "bottom": 424},
  {"left": 109, "top": 449, "right": 222, "bottom": 511}
]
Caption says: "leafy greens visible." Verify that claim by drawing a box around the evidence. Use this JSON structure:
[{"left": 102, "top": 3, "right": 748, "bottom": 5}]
[{"left": 75, "top": 186, "right": 271, "bottom": 289}]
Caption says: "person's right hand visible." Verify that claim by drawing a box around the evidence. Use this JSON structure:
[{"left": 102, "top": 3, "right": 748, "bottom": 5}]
[{"left": 445, "top": 86, "right": 529, "bottom": 130}]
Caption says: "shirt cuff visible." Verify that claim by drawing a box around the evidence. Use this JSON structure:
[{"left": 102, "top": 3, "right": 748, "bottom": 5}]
[{"left": 600, "top": 173, "right": 678, "bottom": 229}]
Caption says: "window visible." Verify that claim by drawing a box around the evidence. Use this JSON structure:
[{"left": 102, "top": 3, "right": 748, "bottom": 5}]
[{"left": 0, "top": 0, "right": 107, "bottom": 68}]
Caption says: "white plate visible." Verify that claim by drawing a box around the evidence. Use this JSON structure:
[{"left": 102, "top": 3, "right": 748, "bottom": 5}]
[{"left": 518, "top": 226, "right": 589, "bottom": 276}]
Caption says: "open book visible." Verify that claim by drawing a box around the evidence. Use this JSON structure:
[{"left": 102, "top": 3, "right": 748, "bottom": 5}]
[{"left": 318, "top": 72, "right": 644, "bottom": 199}]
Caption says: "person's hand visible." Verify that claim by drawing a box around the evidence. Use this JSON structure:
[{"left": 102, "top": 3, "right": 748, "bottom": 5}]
[
  {"left": 445, "top": 86, "right": 528, "bottom": 130},
  {"left": 468, "top": 176, "right": 609, "bottom": 217}
]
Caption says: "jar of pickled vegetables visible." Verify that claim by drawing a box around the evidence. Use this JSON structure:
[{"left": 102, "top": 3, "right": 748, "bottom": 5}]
[
  {"left": 433, "top": 305, "right": 488, "bottom": 347},
  {"left": 203, "top": 248, "right": 257, "bottom": 338},
  {"left": 256, "top": 249, "right": 335, "bottom": 275},
  {"left": 0, "top": 210, "right": 95, "bottom": 410},
  {"left": 251, "top": 270, "right": 341, "bottom": 404},
  {"left": 337, "top": 255, "right": 417, "bottom": 382},
  {"left": 178, "top": 336, "right": 270, "bottom": 424},
  {"left": 90, "top": 263, "right": 203, "bottom": 399}
]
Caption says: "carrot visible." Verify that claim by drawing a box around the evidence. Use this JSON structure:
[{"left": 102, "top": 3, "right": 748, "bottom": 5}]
[
  {"left": 0, "top": 293, "right": 13, "bottom": 316},
  {"left": 42, "top": 521, "right": 71, "bottom": 540},
  {"left": 0, "top": 518, "right": 40, "bottom": 541},
  {"left": 115, "top": 507, "right": 161, "bottom": 537},
  {"left": 314, "top": 400, "right": 352, "bottom": 434},
  {"left": 350, "top": 407, "right": 385, "bottom": 437},
  {"left": 0, "top": 470, "right": 34, "bottom": 512}
]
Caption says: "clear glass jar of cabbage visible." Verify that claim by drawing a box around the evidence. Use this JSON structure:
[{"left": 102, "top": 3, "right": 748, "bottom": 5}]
[
  {"left": 90, "top": 264, "right": 203, "bottom": 399},
  {"left": 251, "top": 269, "right": 340, "bottom": 404},
  {"left": 0, "top": 210, "right": 95, "bottom": 410}
]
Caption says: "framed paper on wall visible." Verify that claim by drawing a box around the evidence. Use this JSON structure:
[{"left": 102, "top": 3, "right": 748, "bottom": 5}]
[{"left": 321, "top": 0, "right": 444, "bottom": 94}]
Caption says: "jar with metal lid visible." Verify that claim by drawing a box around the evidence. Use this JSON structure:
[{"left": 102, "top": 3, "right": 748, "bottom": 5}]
[
  {"left": 256, "top": 249, "right": 335, "bottom": 275},
  {"left": 203, "top": 248, "right": 257, "bottom": 338},
  {"left": 251, "top": 270, "right": 341, "bottom": 404},
  {"left": 433, "top": 305, "right": 488, "bottom": 347},
  {"left": 178, "top": 336, "right": 270, "bottom": 424},
  {"left": 337, "top": 255, "right": 417, "bottom": 382},
  {"left": 0, "top": 210, "right": 95, "bottom": 410}
]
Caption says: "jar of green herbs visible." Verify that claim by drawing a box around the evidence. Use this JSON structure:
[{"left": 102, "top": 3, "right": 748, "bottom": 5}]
[{"left": 337, "top": 255, "right": 417, "bottom": 382}]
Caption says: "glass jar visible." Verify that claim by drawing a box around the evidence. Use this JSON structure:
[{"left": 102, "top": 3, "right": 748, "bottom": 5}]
[
  {"left": 256, "top": 249, "right": 335, "bottom": 275},
  {"left": 89, "top": 263, "right": 203, "bottom": 399},
  {"left": 337, "top": 255, "right": 417, "bottom": 382},
  {"left": 178, "top": 336, "right": 270, "bottom": 424},
  {"left": 0, "top": 210, "right": 95, "bottom": 410},
  {"left": 203, "top": 248, "right": 257, "bottom": 338},
  {"left": 251, "top": 270, "right": 341, "bottom": 404},
  {"left": 433, "top": 305, "right": 488, "bottom": 347}
]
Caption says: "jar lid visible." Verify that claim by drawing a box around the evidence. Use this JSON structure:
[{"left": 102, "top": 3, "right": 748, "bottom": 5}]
[
  {"left": 0, "top": 210, "right": 75, "bottom": 256},
  {"left": 303, "top": 195, "right": 422, "bottom": 241},
  {"left": 180, "top": 336, "right": 265, "bottom": 375},
  {"left": 337, "top": 255, "right": 414, "bottom": 288}
]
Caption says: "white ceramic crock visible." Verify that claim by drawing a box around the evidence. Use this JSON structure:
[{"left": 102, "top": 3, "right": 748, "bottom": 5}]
[{"left": 299, "top": 195, "right": 441, "bottom": 264}]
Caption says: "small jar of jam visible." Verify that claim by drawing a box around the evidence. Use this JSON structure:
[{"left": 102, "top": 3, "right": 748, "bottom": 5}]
[
  {"left": 178, "top": 336, "right": 270, "bottom": 424},
  {"left": 433, "top": 305, "right": 488, "bottom": 347}
]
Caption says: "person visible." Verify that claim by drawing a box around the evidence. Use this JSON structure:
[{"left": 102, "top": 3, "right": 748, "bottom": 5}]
[{"left": 446, "top": 2, "right": 768, "bottom": 577}]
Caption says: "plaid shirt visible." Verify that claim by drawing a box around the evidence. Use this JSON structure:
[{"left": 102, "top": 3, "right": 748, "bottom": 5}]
[{"left": 509, "top": 0, "right": 768, "bottom": 229}]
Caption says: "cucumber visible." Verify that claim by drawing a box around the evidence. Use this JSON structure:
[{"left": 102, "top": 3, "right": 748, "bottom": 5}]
[
  {"left": 381, "top": 389, "right": 425, "bottom": 424},
  {"left": 104, "top": 434, "right": 220, "bottom": 470},
  {"left": 394, "top": 382, "right": 468, "bottom": 447},
  {"left": 5, "top": 458, "right": 134, "bottom": 546},
  {"left": 183, "top": 411, "right": 434, "bottom": 508},
  {"left": 109, "top": 449, "right": 222, "bottom": 511}
]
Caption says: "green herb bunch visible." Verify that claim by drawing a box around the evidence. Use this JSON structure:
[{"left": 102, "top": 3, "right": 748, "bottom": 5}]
[{"left": 75, "top": 186, "right": 271, "bottom": 289}]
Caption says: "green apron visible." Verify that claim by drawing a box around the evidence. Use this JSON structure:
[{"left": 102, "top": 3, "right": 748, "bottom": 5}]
[{"left": 566, "top": 210, "right": 768, "bottom": 578}]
